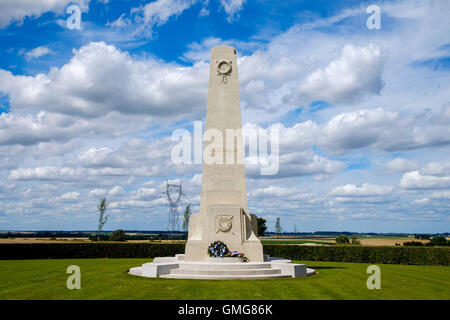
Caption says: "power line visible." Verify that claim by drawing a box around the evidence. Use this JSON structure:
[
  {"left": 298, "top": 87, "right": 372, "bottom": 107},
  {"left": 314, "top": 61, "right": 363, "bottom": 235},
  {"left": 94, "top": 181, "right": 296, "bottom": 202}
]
[{"left": 161, "top": 180, "right": 186, "bottom": 239}]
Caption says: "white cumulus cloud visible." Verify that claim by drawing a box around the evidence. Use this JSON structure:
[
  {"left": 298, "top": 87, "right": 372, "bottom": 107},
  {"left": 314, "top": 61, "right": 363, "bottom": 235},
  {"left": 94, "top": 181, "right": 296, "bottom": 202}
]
[
  {"left": 25, "top": 46, "right": 52, "bottom": 61},
  {"left": 400, "top": 171, "right": 450, "bottom": 189},
  {"left": 0, "top": 0, "right": 89, "bottom": 28},
  {"left": 330, "top": 183, "right": 394, "bottom": 197},
  {"left": 0, "top": 42, "right": 208, "bottom": 119},
  {"left": 299, "top": 44, "right": 387, "bottom": 104},
  {"left": 384, "top": 158, "right": 418, "bottom": 174},
  {"left": 220, "top": 0, "right": 246, "bottom": 22}
]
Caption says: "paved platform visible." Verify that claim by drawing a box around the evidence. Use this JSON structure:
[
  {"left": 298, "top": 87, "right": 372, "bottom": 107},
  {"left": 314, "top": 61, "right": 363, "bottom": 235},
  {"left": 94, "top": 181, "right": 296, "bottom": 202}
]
[{"left": 129, "top": 255, "right": 315, "bottom": 280}]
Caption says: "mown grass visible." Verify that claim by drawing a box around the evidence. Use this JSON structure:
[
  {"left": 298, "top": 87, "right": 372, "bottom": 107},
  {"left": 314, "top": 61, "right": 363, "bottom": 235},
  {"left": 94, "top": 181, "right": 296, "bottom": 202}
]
[{"left": 0, "top": 259, "right": 448, "bottom": 300}]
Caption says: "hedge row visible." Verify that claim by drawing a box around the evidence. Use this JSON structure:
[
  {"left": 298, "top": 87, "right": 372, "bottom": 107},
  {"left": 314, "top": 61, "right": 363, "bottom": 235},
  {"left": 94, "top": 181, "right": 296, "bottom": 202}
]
[
  {"left": 264, "top": 245, "right": 450, "bottom": 266},
  {"left": 0, "top": 243, "right": 185, "bottom": 260},
  {"left": 0, "top": 243, "right": 449, "bottom": 266}
]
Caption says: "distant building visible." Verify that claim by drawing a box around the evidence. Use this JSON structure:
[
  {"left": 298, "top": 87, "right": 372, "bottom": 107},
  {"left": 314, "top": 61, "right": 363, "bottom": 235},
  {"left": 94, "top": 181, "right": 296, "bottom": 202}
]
[{"left": 414, "top": 234, "right": 431, "bottom": 240}]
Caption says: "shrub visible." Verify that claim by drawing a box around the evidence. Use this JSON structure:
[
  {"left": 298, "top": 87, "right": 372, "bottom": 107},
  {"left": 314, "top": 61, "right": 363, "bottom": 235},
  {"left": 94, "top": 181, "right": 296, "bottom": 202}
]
[
  {"left": 0, "top": 243, "right": 185, "bottom": 260},
  {"left": 351, "top": 235, "right": 361, "bottom": 245},
  {"left": 403, "top": 241, "right": 424, "bottom": 246},
  {"left": 263, "top": 245, "right": 450, "bottom": 266},
  {"left": 88, "top": 234, "right": 109, "bottom": 241},
  {"left": 109, "top": 229, "right": 126, "bottom": 241},
  {"left": 1, "top": 243, "right": 448, "bottom": 266},
  {"left": 336, "top": 234, "right": 350, "bottom": 244},
  {"left": 257, "top": 217, "right": 267, "bottom": 237},
  {"left": 426, "top": 236, "right": 449, "bottom": 246}
]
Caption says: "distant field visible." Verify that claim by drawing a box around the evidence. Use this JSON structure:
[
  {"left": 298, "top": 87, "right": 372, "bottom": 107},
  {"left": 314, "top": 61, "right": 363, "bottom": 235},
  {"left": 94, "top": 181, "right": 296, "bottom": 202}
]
[
  {"left": 0, "top": 238, "right": 90, "bottom": 243},
  {"left": 1, "top": 236, "right": 446, "bottom": 246},
  {"left": 0, "top": 259, "right": 448, "bottom": 300},
  {"left": 0, "top": 238, "right": 186, "bottom": 244},
  {"left": 261, "top": 236, "right": 439, "bottom": 246},
  {"left": 357, "top": 238, "right": 429, "bottom": 246},
  {"left": 261, "top": 239, "right": 334, "bottom": 245}
]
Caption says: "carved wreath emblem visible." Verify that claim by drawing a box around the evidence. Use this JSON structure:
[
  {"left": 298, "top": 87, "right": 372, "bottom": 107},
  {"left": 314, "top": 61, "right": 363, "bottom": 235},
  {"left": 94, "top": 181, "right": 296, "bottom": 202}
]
[
  {"left": 216, "top": 59, "right": 232, "bottom": 84},
  {"left": 216, "top": 215, "right": 233, "bottom": 233}
]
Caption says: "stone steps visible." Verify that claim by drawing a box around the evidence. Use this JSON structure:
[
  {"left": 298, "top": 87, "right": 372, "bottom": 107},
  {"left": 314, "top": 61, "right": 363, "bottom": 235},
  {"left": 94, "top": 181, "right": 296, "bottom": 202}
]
[
  {"left": 160, "top": 261, "right": 292, "bottom": 279},
  {"left": 128, "top": 255, "right": 315, "bottom": 279},
  {"left": 160, "top": 273, "right": 291, "bottom": 280},
  {"left": 170, "top": 267, "right": 282, "bottom": 276},
  {"left": 179, "top": 262, "right": 272, "bottom": 270}
]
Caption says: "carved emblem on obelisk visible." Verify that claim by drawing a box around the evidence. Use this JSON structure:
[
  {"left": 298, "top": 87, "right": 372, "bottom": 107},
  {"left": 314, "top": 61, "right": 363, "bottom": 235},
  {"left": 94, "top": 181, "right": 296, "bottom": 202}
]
[
  {"left": 216, "top": 215, "right": 233, "bottom": 233},
  {"left": 216, "top": 59, "right": 232, "bottom": 83}
]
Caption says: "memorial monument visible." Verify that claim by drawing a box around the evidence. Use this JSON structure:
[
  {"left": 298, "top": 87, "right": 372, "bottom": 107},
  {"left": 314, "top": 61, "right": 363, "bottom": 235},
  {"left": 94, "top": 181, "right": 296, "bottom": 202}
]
[
  {"left": 129, "top": 46, "right": 314, "bottom": 279},
  {"left": 184, "top": 45, "right": 263, "bottom": 263}
]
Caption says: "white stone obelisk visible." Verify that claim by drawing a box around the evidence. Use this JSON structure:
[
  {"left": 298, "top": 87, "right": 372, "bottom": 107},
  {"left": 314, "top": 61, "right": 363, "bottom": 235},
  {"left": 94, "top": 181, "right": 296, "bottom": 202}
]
[{"left": 185, "top": 46, "right": 263, "bottom": 262}]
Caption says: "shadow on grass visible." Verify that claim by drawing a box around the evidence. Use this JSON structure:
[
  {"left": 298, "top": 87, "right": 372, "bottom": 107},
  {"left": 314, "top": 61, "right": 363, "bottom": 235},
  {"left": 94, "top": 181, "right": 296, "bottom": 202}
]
[{"left": 308, "top": 266, "right": 347, "bottom": 270}]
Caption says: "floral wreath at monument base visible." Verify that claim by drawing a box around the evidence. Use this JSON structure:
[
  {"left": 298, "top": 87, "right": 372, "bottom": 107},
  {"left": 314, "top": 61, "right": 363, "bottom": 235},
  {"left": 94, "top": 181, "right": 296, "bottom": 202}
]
[{"left": 207, "top": 241, "right": 248, "bottom": 262}]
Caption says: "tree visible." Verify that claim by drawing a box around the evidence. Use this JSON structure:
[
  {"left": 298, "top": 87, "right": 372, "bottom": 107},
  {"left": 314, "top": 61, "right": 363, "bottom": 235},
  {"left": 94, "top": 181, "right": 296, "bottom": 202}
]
[
  {"left": 274, "top": 217, "right": 282, "bottom": 238},
  {"left": 109, "top": 229, "right": 126, "bottom": 241},
  {"left": 257, "top": 217, "right": 267, "bottom": 237},
  {"left": 97, "top": 197, "right": 110, "bottom": 241},
  {"left": 351, "top": 234, "right": 361, "bottom": 245},
  {"left": 403, "top": 241, "right": 424, "bottom": 246},
  {"left": 336, "top": 234, "right": 350, "bottom": 244},
  {"left": 427, "top": 236, "right": 448, "bottom": 246},
  {"left": 182, "top": 204, "right": 192, "bottom": 231}
]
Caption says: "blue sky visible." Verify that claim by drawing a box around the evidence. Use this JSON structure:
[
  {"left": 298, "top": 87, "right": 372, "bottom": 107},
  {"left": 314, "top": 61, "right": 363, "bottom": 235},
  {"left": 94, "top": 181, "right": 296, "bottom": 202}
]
[{"left": 0, "top": 0, "right": 449, "bottom": 233}]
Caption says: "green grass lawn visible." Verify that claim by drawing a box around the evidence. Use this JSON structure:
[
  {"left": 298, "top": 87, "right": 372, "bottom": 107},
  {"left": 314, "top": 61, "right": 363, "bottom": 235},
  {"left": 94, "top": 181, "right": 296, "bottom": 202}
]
[{"left": 0, "top": 259, "right": 448, "bottom": 300}]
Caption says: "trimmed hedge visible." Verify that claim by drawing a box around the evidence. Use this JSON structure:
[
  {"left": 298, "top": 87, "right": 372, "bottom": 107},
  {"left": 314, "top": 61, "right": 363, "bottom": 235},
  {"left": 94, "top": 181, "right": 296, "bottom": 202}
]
[
  {"left": 0, "top": 243, "right": 185, "bottom": 260},
  {"left": 0, "top": 243, "right": 449, "bottom": 266},
  {"left": 263, "top": 245, "right": 450, "bottom": 266}
]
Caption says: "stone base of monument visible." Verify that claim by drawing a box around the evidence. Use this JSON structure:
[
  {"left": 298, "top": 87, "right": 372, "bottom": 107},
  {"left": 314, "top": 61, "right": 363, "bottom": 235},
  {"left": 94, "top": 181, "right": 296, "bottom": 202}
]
[{"left": 128, "top": 254, "right": 315, "bottom": 280}]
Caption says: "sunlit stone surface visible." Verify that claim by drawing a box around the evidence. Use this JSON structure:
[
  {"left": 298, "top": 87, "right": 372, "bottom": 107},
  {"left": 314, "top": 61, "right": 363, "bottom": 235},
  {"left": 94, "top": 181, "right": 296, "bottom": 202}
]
[{"left": 184, "top": 45, "right": 263, "bottom": 263}]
